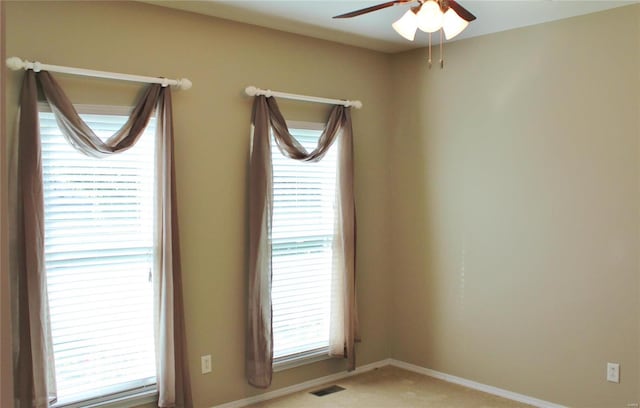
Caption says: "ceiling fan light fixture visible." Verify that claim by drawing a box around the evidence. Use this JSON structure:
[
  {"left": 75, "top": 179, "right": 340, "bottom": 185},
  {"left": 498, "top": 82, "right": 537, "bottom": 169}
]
[
  {"left": 442, "top": 7, "right": 469, "bottom": 40},
  {"left": 392, "top": 9, "right": 419, "bottom": 41},
  {"left": 416, "top": 0, "right": 443, "bottom": 33}
]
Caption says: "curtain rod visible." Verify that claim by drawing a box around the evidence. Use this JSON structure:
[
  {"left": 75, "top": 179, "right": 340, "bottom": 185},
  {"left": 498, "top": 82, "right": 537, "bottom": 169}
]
[
  {"left": 245, "top": 86, "right": 362, "bottom": 109},
  {"left": 5, "top": 57, "right": 192, "bottom": 90}
]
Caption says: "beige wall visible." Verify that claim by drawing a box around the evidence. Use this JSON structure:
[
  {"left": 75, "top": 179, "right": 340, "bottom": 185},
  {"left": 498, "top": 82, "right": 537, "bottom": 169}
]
[
  {"left": 637, "top": 7, "right": 640, "bottom": 401},
  {"left": 390, "top": 5, "right": 640, "bottom": 407},
  {"left": 4, "top": 1, "right": 640, "bottom": 408},
  {"left": 0, "top": 0, "right": 12, "bottom": 406},
  {"left": 4, "top": 1, "right": 393, "bottom": 406}
]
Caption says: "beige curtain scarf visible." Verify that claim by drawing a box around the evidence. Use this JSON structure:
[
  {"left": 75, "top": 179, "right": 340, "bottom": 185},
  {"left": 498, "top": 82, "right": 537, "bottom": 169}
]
[
  {"left": 10, "top": 70, "right": 192, "bottom": 408},
  {"left": 247, "top": 96, "right": 358, "bottom": 388}
]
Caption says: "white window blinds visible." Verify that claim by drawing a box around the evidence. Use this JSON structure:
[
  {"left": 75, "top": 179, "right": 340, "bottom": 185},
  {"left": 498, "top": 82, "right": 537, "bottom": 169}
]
[
  {"left": 40, "top": 108, "right": 157, "bottom": 405},
  {"left": 271, "top": 124, "right": 338, "bottom": 362}
]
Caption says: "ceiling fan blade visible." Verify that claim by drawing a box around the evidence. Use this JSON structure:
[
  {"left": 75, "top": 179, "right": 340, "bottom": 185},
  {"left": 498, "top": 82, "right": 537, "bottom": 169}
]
[
  {"left": 448, "top": 0, "right": 476, "bottom": 22},
  {"left": 333, "top": 0, "right": 413, "bottom": 19}
]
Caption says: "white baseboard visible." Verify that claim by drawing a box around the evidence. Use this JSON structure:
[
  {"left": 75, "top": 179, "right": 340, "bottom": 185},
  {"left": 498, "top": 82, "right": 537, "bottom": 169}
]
[
  {"left": 212, "top": 358, "right": 566, "bottom": 408},
  {"left": 212, "top": 359, "right": 391, "bottom": 408},
  {"left": 389, "top": 359, "right": 566, "bottom": 408}
]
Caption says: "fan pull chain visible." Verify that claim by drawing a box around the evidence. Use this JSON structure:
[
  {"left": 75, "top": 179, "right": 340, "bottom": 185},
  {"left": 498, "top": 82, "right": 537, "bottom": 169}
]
[
  {"left": 428, "top": 32, "right": 432, "bottom": 69},
  {"left": 440, "top": 28, "right": 444, "bottom": 69}
]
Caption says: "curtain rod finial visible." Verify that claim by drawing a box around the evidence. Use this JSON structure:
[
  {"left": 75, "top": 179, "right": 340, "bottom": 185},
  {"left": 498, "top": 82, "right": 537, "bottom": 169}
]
[
  {"left": 6, "top": 57, "right": 25, "bottom": 71},
  {"left": 245, "top": 86, "right": 258, "bottom": 96},
  {"left": 178, "top": 78, "right": 192, "bottom": 90},
  {"left": 350, "top": 101, "right": 363, "bottom": 109}
]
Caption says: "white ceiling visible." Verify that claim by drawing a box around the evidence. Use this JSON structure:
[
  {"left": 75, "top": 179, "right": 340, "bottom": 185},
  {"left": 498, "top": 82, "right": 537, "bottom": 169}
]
[{"left": 141, "top": 0, "right": 636, "bottom": 53}]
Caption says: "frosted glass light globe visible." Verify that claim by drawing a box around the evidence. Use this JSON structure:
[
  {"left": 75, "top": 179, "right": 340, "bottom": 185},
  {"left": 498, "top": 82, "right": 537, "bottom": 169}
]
[
  {"left": 442, "top": 8, "right": 469, "bottom": 40},
  {"left": 392, "top": 9, "right": 419, "bottom": 41},
  {"left": 417, "top": 0, "right": 444, "bottom": 33}
]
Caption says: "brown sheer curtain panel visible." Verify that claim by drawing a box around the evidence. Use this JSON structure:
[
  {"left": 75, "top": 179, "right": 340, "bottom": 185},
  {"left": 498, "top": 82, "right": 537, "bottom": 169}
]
[
  {"left": 247, "top": 96, "right": 358, "bottom": 388},
  {"left": 10, "top": 70, "right": 192, "bottom": 407}
]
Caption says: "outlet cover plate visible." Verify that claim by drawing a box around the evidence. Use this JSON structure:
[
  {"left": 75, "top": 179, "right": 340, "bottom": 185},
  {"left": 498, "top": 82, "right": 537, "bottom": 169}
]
[
  {"left": 607, "top": 362, "right": 620, "bottom": 383},
  {"left": 201, "top": 355, "right": 212, "bottom": 374}
]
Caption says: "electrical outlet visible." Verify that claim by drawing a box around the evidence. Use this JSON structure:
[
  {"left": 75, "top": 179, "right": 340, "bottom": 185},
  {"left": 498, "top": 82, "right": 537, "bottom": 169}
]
[
  {"left": 606, "top": 362, "right": 620, "bottom": 383},
  {"left": 201, "top": 355, "right": 212, "bottom": 374}
]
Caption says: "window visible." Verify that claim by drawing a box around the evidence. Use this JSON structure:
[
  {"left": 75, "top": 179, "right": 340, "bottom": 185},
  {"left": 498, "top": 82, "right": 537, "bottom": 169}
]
[
  {"left": 271, "top": 122, "right": 338, "bottom": 368},
  {"left": 40, "top": 106, "right": 157, "bottom": 407}
]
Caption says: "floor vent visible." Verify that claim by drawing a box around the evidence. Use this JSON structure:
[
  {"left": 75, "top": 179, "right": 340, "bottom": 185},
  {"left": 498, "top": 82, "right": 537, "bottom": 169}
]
[{"left": 310, "top": 385, "right": 345, "bottom": 397}]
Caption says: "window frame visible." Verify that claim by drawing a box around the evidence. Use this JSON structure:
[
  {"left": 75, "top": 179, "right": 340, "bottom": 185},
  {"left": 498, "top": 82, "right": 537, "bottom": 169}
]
[
  {"left": 270, "top": 120, "right": 336, "bottom": 371},
  {"left": 39, "top": 103, "right": 159, "bottom": 408}
]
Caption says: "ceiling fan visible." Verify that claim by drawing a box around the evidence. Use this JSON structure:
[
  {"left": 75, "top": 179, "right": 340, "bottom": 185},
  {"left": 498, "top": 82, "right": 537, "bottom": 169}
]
[{"left": 333, "top": 0, "right": 476, "bottom": 42}]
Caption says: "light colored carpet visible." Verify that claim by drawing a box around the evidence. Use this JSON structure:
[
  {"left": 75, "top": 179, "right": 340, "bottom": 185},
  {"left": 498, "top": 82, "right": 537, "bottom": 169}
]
[{"left": 247, "top": 366, "right": 534, "bottom": 408}]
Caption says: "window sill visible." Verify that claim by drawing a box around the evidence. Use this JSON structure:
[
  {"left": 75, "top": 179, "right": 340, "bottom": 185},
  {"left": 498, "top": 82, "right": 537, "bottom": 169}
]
[
  {"left": 273, "top": 348, "right": 331, "bottom": 372},
  {"left": 53, "top": 388, "right": 157, "bottom": 408}
]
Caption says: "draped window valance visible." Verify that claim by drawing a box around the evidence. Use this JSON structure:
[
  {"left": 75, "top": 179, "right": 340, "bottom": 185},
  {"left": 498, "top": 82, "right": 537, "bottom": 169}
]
[
  {"left": 10, "top": 70, "right": 192, "bottom": 408},
  {"left": 246, "top": 95, "right": 358, "bottom": 388}
]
